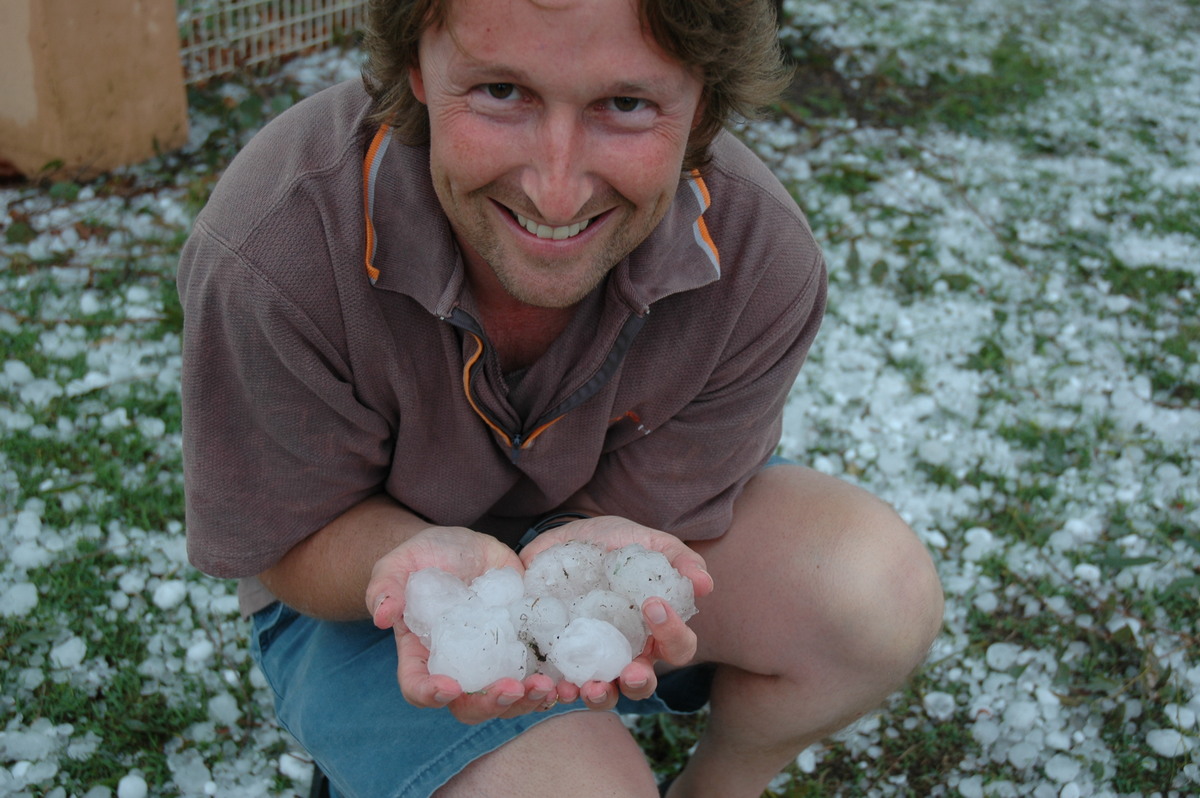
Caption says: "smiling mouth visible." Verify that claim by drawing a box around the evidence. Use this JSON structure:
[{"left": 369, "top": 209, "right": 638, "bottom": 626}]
[{"left": 512, "top": 210, "right": 592, "bottom": 241}]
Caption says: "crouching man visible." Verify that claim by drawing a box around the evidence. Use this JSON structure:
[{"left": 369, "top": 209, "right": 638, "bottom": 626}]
[{"left": 177, "top": 0, "right": 944, "bottom": 795}]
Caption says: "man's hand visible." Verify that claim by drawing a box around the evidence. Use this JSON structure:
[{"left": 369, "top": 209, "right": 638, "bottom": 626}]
[
  {"left": 517, "top": 515, "right": 715, "bottom": 710},
  {"left": 367, "top": 526, "right": 559, "bottom": 723},
  {"left": 366, "top": 519, "right": 714, "bottom": 721},
  {"left": 366, "top": 526, "right": 521, "bottom": 627}
]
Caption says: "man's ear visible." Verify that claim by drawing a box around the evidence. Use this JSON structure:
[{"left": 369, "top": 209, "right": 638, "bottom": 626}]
[{"left": 409, "top": 65, "right": 428, "bottom": 104}]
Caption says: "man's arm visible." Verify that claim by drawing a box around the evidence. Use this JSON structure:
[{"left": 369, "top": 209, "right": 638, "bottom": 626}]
[{"left": 257, "top": 493, "right": 434, "bottom": 621}]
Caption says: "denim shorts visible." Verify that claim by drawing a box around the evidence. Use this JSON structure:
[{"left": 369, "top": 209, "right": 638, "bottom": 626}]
[
  {"left": 251, "top": 603, "right": 713, "bottom": 798},
  {"left": 250, "top": 455, "right": 792, "bottom": 798}
]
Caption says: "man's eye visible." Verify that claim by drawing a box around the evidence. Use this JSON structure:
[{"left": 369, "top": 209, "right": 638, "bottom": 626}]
[
  {"left": 485, "top": 83, "right": 516, "bottom": 100},
  {"left": 611, "top": 97, "right": 645, "bottom": 112}
]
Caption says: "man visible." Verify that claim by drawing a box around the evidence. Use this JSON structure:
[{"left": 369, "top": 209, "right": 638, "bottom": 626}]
[{"left": 178, "top": 0, "right": 944, "bottom": 796}]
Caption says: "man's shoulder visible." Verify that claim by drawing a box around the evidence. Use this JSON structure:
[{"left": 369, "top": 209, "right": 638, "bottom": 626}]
[
  {"left": 182, "top": 80, "right": 392, "bottom": 316},
  {"left": 241, "top": 79, "right": 374, "bottom": 168},
  {"left": 196, "top": 80, "right": 376, "bottom": 246},
  {"left": 702, "top": 131, "right": 807, "bottom": 227},
  {"left": 696, "top": 131, "right": 823, "bottom": 282}
]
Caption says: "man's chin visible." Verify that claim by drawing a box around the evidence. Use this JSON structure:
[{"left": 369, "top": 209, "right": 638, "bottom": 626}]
[
  {"left": 496, "top": 267, "right": 609, "bottom": 309},
  {"left": 499, "top": 283, "right": 595, "bottom": 310}
]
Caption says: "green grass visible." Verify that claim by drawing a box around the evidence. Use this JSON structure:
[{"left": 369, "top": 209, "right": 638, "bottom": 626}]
[
  {"left": 780, "top": 27, "right": 1057, "bottom": 136},
  {"left": 0, "top": 551, "right": 209, "bottom": 792}
]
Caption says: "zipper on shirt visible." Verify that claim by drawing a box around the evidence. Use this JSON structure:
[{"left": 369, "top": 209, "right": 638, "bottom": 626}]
[
  {"left": 443, "top": 307, "right": 646, "bottom": 463},
  {"left": 446, "top": 308, "right": 548, "bottom": 462}
]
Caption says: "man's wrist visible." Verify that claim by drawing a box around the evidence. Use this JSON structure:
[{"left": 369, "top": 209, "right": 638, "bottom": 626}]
[{"left": 515, "top": 510, "right": 593, "bottom": 552}]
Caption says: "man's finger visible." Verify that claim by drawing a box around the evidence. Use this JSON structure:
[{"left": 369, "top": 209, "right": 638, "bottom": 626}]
[
  {"left": 396, "top": 630, "right": 460, "bottom": 707},
  {"left": 643, "top": 598, "right": 698, "bottom": 665},
  {"left": 618, "top": 660, "right": 657, "bottom": 701},
  {"left": 579, "top": 680, "right": 619, "bottom": 710},
  {"left": 448, "top": 678, "right": 526, "bottom": 724}
]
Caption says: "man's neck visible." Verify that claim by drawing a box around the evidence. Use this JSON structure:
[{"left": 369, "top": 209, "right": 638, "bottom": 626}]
[{"left": 461, "top": 245, "right": 575, "bottom": 373}]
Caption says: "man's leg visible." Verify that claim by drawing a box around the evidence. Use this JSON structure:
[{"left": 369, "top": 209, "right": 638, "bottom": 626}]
[
  {"left": 436, "top": 711, "right": 660, "bottom": 797},
  {"left": 251, "top": 602, "right": 665, "bottom": 798},
  {"left": 668, "top": 464, "right": 944, "bottom": 798}
]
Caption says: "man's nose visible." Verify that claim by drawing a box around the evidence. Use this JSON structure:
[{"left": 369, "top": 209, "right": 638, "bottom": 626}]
[{"left": 520, "top": 109, "right": 591, "bottom": 224}]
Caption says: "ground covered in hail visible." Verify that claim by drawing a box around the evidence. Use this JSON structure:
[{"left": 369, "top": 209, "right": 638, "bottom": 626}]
[{"left": 1, "top": 0, "right": 1197, "bottom": 795}]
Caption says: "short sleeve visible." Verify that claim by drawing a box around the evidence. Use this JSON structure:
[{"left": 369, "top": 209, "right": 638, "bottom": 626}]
[{"left": 178, "top": 218, "right": 393, "bottom": 578}]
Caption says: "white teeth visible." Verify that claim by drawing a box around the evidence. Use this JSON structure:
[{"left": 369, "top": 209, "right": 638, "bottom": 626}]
[{"left": 515, "top": 212, "right": 590, "bottom": 240}]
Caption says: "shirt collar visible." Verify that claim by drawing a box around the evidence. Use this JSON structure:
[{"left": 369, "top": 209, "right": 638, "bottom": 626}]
[{"left": 362, "top": 125, "right": 721, "bottom": 316}]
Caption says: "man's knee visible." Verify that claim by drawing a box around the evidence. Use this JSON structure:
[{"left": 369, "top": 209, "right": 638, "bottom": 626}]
[
  {"left": 437, "top": 711, "right": 659, "bottom": 798},
  {"left": 699, "top": 465, "right": 943, "bottom": 679},
  {"left": 823, "top": 494, "right": 944, "bottom": 679}
]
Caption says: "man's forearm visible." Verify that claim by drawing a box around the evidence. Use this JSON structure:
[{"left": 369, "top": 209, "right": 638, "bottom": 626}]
[{"left": 257, "top": 493, "right": 435, "bottom": 621}]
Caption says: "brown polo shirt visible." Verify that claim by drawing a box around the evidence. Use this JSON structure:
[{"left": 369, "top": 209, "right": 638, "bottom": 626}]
[{"left": 178, "top": 81, "right": 827, "bottom": 615}]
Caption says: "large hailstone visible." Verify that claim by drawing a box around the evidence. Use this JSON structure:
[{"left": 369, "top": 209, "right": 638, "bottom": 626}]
[
  {"left": 510, "top": 594, "right": 570, "bottom": 657},
  {"left": 469, "top": 567, "right": 524, "bottom": 607},
  {"left": 426, "top": 603, "right": 528, "bottom": 692},
  {"left": 522, "top": 540, "right": 607, "bottom": 600},
  {"left": 603, "top": 543, "right": 697, "bottom": 621},
  {"left": 548, "top": 617, "right": 633, "bottom": 684},
  {"left": 403, "top": 567, "right": 472, "bottom": 645},
  {"left": 569, "top": 589, "right": 647, "bottom": 655},
  {"left": 404, "top": 541, "right": 697, "bottom": 690}
]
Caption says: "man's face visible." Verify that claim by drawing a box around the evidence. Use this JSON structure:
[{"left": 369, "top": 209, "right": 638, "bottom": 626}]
[{"left": 410, "top": 0, "right": 704, "bottom": 309}]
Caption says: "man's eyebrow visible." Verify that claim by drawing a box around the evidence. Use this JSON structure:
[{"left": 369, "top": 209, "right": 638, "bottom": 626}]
[
  {"left": 450, "top": 59, "right": 531, "bottom": 85},
  {"left": 607, "top": 81, "right": 665, "bottom": 97},
  {"left": 453, "top": 60, "right": 677, "bottom": 96}
]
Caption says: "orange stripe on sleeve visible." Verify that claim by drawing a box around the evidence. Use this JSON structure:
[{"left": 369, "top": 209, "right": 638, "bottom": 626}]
[
  {"left": 361, "top": 124, "right": 391, "bottom": 283},
  {"left": 689, "top": 171, "right": 720, "bottom": 268},
  {"left": 690, "top": 169, "right": 712, "bottom": 205}
]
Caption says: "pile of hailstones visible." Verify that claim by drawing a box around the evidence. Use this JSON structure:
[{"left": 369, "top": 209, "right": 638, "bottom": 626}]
[{"left": 404, "top": 542, "right": 697, "bottom": 691}]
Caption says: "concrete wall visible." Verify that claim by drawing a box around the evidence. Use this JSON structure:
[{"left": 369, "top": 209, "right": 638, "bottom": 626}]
[{"left": 0, "top": 0, "right": 189, "bottom": 180}]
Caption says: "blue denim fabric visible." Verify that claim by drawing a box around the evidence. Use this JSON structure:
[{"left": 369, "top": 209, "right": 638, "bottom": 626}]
[{"left": 251, "top": 603, "right": 688, "bottom": 798}]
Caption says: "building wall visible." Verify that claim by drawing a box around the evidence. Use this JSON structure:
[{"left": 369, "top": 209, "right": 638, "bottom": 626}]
[{"left": 0, "top": 0, "right": 189, "bottom": 180}]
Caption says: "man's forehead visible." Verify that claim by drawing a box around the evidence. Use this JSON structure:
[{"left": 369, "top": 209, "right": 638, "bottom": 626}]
[
  {"left": 448, "top": 56, "right": 682, "bottom": 96},
  {"left": 436, "top": 0, "right": 651, "bottom": 52},
  {"left": 442, "top": 0, "right": 633, "bottom": 16},
  {"left": 432, "top": 0, "right": 690, "bottom": 89}
]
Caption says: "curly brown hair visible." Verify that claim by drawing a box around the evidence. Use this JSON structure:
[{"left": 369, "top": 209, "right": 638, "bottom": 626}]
[{"left": 361, "top": 0, "right": 791, "bottom": 172}]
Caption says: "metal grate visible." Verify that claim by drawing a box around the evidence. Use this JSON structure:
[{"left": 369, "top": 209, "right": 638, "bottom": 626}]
[{"left": 178, "top": 0, "right": 367, "bottom": 84}]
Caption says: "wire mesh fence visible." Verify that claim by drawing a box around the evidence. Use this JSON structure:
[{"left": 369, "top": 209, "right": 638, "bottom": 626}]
[{"left": 178, "top": 0, "right": 367, "bottom": 84}]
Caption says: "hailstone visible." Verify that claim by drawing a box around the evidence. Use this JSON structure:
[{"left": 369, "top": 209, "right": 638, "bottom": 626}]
[
  {"left": 510, "top": 594, "right": 570, "bottom": 657},
  {"left": 403, "top": 541, "right": 697, "bottom": 691},
  {"left": 403, "top": 567, "right": 472, "bottom": 644},
  {"left": 603, "top": 543, "right": 697, "bottom": 621},
  {"left": 426, "top": 604, "right": 528, "bottom": 692},
  {"left": 569, "top": 589, "right": 647, "bottom": 655},
  {"left": 469, "top": 567, "right": 524, "bottom": 607},
  {"left": 522, "top": 540, "right": 607, "bottom": 600},
  {"left": 548, "top": 617, "right": 633, "bottom": 684}
]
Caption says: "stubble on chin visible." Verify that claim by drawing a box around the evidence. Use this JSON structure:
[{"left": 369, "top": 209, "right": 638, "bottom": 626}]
[
  {"left": 469, "top": 204, "right": 642, "bottom": 309},
  {"left": 479, "top": 239, "right": 614, "bottom": 309},
  {"left": 447, "top": 177, "right": 674, "bottom": 309}
]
